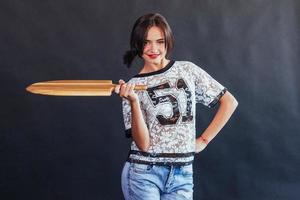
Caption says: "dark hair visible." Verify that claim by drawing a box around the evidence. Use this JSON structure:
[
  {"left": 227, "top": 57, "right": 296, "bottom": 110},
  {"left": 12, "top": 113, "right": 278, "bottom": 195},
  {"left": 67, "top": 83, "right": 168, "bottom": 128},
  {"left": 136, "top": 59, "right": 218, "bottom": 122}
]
[{"left": 123, "top": 13, "right": 174, "bottom": 68}]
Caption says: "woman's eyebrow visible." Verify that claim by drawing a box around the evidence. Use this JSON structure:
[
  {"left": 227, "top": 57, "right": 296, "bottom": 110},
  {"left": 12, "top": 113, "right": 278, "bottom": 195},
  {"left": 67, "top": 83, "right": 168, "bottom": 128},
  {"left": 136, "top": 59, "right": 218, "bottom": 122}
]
[{"left": 144, "top": 38, "right": 165, "bottom": 41}]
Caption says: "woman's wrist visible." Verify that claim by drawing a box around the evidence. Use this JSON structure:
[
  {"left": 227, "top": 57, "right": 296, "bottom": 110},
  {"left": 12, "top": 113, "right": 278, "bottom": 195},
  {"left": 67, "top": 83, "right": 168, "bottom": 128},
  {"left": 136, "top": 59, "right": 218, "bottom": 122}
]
[
  {"left": 129, "top": 98, "right": 139, "bottom": 105},
  {"left": 199, "top": 135, "right": 209, "bottom": 145},
  {"left": 195, "top": 137, "right": 208, "bottom": 153}
]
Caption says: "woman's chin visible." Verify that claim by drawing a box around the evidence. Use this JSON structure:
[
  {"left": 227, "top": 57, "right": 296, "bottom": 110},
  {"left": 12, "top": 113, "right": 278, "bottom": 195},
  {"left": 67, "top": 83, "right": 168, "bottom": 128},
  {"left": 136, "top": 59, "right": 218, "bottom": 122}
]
[{"left": 148, "top": 57, "right": 165, "bottom": 65}]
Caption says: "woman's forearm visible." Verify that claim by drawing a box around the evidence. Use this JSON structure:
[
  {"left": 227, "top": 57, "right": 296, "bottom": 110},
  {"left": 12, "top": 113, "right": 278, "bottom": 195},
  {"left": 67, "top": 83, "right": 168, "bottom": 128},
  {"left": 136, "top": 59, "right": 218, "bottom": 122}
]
[
  {"left": 130, "top": 100, "right": 150, "bottom": 151},
  {"left": 197, "top": 91, "right": 238, "bottom": 144}
]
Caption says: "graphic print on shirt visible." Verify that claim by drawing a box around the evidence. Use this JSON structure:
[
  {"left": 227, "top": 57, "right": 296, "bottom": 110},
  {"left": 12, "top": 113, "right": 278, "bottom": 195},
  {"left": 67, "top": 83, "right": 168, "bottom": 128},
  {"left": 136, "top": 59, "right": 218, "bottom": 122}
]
[
  {"left": 176, "top": 78, "right": 193, "bottom": 123},
  {"left": 146, "top": 78, "right": 193, "bottom": 126}
]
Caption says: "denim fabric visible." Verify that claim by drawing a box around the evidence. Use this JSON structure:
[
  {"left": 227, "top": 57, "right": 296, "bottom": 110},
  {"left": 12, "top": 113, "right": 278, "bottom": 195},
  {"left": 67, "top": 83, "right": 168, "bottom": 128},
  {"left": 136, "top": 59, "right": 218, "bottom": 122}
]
[{"left": 121, "top": 162, "right": 194, "bottom": 200}]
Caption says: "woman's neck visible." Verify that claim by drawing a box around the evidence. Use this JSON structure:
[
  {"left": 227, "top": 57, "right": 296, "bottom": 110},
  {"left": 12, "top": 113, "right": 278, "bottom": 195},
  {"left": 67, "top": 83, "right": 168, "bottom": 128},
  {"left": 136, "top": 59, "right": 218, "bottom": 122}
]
[{"left": 140, "top": 59, "right": 170, "bottom": 74}]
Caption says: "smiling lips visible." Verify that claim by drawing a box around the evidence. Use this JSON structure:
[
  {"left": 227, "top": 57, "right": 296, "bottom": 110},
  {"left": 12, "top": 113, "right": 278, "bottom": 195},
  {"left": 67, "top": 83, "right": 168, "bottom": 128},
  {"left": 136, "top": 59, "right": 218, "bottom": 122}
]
[{"left": 147, "top": 54, "right": 160, "bottom": 59}]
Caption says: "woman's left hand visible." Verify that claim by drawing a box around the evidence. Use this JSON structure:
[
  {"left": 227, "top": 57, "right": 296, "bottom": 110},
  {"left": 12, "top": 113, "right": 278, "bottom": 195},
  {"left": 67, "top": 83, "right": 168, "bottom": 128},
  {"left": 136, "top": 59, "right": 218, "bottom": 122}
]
[{"left": 195, "top": 139, "right": 208, "bottom": 153}]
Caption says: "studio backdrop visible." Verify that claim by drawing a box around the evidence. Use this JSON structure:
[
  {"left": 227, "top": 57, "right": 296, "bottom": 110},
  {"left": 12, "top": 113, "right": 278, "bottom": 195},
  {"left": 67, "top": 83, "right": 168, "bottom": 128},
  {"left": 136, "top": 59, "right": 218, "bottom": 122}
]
[{"left": 0, "top": 0, "right": 299, "bottom": 199}]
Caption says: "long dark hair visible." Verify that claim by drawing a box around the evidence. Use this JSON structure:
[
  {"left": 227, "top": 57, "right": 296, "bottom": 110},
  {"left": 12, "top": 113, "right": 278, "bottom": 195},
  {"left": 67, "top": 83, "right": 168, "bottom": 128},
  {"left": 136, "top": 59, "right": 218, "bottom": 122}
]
[{"left": 123, "top": 13, "right": 174, "bottom": 68}]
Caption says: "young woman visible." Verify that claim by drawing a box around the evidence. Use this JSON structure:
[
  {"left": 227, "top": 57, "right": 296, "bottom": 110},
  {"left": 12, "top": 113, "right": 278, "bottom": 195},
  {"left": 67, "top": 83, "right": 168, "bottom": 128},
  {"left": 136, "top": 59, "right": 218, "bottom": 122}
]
[{"left": 114, "top": 13, "right": 238, "bottom": 200}]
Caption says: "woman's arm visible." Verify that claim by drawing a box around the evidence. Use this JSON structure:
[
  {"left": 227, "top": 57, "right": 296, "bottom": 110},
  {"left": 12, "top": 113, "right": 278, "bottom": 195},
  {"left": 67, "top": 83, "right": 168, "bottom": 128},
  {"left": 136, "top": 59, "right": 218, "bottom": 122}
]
[
  {"left": 115, "top": 80, "right": 150, "bottom": 151},
  {"left": 195, "top": 91, "right": 238, "bottom": 153}
]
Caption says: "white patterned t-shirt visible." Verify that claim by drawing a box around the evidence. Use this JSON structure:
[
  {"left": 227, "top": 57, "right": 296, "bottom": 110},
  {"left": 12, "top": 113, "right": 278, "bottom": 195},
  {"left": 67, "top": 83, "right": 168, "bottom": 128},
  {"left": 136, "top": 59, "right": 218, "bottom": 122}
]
[{"left": 122, "top": 60, "right": 226, "bottom": 165}]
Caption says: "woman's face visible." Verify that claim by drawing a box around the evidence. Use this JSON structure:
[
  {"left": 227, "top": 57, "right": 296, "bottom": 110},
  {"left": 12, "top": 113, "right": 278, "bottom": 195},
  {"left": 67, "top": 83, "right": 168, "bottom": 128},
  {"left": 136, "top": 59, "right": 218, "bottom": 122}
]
[{"left": 142, "top": 26, "right": 167, "bottom": 65}]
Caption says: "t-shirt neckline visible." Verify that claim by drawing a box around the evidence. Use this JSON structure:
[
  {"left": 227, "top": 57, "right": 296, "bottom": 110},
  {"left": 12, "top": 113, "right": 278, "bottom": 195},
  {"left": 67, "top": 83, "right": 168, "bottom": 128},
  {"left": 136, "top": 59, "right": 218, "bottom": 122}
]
[{"left": 134, "top": 60, "right": 175, "bottom": 78}]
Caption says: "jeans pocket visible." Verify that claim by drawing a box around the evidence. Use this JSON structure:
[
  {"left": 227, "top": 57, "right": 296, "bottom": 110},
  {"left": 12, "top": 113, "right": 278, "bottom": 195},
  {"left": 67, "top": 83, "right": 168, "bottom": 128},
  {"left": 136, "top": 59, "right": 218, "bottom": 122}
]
[
  {"left": 130, "top": 163, "right": 153, "bottom": 174},
  {"left": 180, "top": 164, "right": 193, "bottom": 177}
]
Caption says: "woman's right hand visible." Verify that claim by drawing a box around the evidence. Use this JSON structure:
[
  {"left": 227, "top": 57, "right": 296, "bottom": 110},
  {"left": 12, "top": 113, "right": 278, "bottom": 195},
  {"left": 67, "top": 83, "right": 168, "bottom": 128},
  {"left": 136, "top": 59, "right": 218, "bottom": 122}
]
[{"left": 114, "top": 79, "right": 139, "bottom": 103}]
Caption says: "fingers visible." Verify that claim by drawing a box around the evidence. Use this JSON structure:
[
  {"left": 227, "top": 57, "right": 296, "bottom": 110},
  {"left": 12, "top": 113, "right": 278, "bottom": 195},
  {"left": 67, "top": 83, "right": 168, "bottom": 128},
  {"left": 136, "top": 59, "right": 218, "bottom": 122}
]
[
  {"left": 123, "top": 83, "right": 135, "bottom": 97},
  {"left": 122, "top": 83, "right": 135, "bottom": 98},
  {"left": 119, "top": 79, "right": 125, "bottom": 84},
  {"left": 195, "top": 140, "right": 207, "bottom": 153},
  {"left": 114, "top": 79, "right": 136, "bottom": 99},
  {"left": 120, "top": 83, "right": 127, "bottom": 97},
  {"left": 114, "top": 79, "right": 125, "bottom": 94}
]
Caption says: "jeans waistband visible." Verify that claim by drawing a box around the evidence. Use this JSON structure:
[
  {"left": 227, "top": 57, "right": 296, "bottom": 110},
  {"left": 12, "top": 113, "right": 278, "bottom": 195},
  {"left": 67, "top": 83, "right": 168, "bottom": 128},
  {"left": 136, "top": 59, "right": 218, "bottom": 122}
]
[
  {"left": 127, "top": 150, "right": 195, "bottom": 166},
  {"left": 129, "top": 150, "right": 195, "bottom": 158}
]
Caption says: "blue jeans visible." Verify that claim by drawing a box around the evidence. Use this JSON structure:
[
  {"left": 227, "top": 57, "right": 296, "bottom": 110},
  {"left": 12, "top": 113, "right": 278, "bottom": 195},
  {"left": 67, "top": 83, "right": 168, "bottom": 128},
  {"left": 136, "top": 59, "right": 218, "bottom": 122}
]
[{"left": 121, "top": 162, "right": 194, "bottom": 200}]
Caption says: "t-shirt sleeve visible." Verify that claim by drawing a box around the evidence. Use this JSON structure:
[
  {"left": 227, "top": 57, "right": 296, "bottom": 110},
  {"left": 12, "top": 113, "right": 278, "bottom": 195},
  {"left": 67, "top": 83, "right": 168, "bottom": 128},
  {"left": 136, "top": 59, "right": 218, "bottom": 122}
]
[
  {"left": 191, "top": 62, "right": 227, "bottom": 108},
  {"left": 122, "top": 97, "right": 132, "bottom": 138}
]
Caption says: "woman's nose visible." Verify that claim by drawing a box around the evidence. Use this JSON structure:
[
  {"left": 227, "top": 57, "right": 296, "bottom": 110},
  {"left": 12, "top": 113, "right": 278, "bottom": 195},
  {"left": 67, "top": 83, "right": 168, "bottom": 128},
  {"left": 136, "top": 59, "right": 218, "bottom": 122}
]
[{"left": 149, "top": 43, "right": 158, "bottom": 52}]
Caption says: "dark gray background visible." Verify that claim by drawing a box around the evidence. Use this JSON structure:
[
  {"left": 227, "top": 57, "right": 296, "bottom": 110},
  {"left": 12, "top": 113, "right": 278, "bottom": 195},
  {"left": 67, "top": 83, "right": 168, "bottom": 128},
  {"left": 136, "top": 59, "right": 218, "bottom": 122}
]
[{"left": 1, "top": 0, "right": 299, "bottom": 199}]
